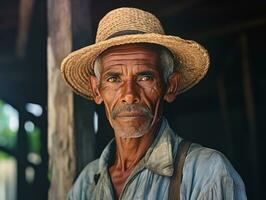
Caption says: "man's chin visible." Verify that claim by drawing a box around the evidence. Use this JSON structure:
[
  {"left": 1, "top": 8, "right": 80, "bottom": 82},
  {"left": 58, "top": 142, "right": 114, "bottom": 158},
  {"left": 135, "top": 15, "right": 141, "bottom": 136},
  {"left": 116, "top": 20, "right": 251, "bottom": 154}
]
[
  {"left": 113, "top": 125, "right": 150, "bottom": 139},
  {"left": 113, "top": 117, "right": 150, "bottom": 127},
  {"left": 118, "top": 132, "right": 145, "bottom": 139},
  {"left": 110, "top": 117, "right": 153, "bottom": 138},
  {"left": 115, "top": 115, "right": 146, "bottom": 122}
]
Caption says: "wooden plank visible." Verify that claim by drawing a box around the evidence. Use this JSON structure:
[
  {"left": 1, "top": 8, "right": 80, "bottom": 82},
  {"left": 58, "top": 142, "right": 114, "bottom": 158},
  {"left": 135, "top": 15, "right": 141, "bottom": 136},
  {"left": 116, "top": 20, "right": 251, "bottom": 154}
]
[
  {"left": 216, "top": 75, "right": 233, "bottom": 158},
  {"left": 47, "top": 0, "right": 75, "bottom": 199},
  {"left": 239, "top": 33, "right": 260, "bottom": 199},
  {"left": 16, "top": 0, "right": 34, "bottom": 58},
  {"left": 74, "top": 97, "right": 96, "bottom": 175}
]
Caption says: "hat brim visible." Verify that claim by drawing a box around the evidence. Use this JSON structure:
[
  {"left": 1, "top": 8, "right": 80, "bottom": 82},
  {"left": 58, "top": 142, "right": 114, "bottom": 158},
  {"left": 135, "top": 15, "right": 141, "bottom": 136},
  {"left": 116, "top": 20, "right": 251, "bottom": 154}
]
[{"left": 61, "top": 33, "right": 210, "bottom": 100}]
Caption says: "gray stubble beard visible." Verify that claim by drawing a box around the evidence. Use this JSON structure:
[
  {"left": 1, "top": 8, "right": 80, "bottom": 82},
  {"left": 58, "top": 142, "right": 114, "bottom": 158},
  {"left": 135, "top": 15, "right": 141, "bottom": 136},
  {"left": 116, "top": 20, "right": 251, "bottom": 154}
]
[{"left": 111, "top": 104, "right": 154, "bottom": 138}]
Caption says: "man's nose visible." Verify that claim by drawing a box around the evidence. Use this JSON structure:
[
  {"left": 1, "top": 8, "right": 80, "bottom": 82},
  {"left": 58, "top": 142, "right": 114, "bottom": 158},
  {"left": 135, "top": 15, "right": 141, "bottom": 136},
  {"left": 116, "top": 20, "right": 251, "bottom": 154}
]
[{"left": 121, "top": 80, "right": 140, "bottom": 104}]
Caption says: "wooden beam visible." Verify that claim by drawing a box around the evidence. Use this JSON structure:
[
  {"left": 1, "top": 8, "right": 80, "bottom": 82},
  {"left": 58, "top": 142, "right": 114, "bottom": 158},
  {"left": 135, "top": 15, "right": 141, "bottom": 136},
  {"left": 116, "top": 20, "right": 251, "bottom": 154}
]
[
  {"left": 16, "top": 0, "right": 34, "bottom": 58},
  {"left": 158, "top": 0, "right": 204, "bottom": 17},
  {"left": 158, "top": 2, "right": 266, "bottom": 18},
  {"left": 0, "top": 1, "right": 19, "bottom": 30},
  {"left": 0, "top": 18, "right": 17, "bottom": 30},
  {"left": 193, "top": 18, "right": 266, "bottom": 39},
  {"left": 47, "top": 0, "right": 74, "bottom": 199}
]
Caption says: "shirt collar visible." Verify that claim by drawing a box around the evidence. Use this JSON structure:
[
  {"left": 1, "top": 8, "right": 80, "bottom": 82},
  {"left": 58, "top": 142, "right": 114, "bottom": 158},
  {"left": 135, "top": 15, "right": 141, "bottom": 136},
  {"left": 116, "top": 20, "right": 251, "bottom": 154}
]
[{"left": 98, "top": 118, "right": 180, "bottom": 177}]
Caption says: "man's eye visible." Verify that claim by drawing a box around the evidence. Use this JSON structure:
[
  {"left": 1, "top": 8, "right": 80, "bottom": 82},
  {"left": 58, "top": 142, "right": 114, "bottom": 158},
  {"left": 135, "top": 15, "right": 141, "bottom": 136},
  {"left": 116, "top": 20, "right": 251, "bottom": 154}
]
[
  {"left": 107, "top": 76, "right": 119, "bottom": 82},
  {"left": 138, "top": 75, "right": 153, "bottom": 81}
]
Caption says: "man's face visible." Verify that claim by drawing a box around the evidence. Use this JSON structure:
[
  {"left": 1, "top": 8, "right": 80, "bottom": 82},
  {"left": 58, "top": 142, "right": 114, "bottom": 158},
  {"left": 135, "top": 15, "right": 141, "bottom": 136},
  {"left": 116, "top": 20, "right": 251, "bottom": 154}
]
[{"left": 93, "top": 44, "right": 169, "bottom": 138}]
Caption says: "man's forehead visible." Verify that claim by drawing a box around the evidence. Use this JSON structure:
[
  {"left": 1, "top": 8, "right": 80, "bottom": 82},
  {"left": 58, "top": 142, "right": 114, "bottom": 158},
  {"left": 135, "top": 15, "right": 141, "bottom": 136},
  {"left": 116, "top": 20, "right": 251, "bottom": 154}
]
[
  {"left": 99, "top": 43, "right": 162, "bottom": 59},
  {"left": 94, "top": 43, "right": 171, "bottom": 77}
]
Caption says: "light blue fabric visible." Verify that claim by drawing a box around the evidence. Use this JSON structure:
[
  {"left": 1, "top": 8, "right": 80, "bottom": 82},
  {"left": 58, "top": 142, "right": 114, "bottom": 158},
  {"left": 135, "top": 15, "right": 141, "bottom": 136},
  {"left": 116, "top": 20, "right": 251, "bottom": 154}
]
[{"left": 68, "top": 118, "right": 247, "bottom": 200}]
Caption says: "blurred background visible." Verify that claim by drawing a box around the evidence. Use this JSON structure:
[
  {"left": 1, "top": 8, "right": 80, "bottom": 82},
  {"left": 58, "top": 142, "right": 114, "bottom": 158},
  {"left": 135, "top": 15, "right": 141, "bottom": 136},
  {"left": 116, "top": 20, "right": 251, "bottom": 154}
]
[{"left": 0, "top": 0, "right": 265, "bottom": 199}]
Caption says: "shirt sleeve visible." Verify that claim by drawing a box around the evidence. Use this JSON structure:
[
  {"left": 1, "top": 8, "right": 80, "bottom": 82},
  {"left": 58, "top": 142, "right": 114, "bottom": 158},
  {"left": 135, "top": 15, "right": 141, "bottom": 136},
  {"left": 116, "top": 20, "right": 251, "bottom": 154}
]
[
  {"left": 66, "top": 159, "right": 100, "bottom": 200},
  {"left": 67, "top": 188, "right": 74, "bottom": 200},
  {"left": 198, "top": 175, "right": 247, "bottom": 200}
]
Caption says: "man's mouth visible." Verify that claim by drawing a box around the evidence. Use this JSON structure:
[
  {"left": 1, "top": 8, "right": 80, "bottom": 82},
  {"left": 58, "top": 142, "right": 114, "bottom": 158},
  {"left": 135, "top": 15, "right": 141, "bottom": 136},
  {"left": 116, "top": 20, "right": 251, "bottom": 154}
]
[
  {"left": 112, "top": 104, "right": 153, "bottom": 119},
  {"left": 116, "top": 112, "right": 146, "bottom": 118}
]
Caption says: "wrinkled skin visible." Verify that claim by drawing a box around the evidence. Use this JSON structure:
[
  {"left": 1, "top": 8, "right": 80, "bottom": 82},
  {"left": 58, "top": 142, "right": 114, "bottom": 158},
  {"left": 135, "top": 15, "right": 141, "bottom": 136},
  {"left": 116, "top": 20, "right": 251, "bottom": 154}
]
[{"left": 90, "top": 44, "right": 180, "bottom": 198}]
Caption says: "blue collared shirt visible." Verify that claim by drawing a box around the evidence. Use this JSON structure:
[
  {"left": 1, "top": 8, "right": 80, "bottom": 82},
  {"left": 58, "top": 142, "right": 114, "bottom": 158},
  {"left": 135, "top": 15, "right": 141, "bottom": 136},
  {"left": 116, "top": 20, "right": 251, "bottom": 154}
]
[{"left": 68, "top": 118, "right": 247, "bottom": 200}]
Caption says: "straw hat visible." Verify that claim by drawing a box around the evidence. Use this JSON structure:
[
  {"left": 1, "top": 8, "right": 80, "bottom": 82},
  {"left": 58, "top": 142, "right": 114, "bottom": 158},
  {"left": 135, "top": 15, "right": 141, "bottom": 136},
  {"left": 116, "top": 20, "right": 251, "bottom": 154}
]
[{"left": 61, "top": 7, "right": 210, "bottom": 100}]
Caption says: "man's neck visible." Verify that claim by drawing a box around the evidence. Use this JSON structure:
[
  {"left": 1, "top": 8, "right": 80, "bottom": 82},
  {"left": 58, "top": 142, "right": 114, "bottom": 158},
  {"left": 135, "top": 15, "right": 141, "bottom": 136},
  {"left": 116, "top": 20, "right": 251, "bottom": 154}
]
[
  {"left": 114, "top": 132, "right": 154, "bottom": 171},
  {"left": 108, "top": 120, "right": 162, "bottom": 198}
]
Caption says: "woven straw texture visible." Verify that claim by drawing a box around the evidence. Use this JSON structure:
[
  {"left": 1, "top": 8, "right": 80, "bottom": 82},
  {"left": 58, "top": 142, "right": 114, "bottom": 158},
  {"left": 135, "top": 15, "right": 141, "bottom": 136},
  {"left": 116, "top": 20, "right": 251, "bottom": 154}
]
[{"left": 61, "top": 7, "right": 210, "bottom": 100}]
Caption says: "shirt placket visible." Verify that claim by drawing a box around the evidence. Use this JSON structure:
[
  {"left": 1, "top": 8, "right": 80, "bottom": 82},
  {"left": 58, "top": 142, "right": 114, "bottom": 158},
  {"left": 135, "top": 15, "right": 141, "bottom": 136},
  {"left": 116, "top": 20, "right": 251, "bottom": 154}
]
[
  {"left": 95, "top": 169, "right": 115, "bottom": 200},
  {"left": 119, "top": 160, "right": 146, "bottom": 200}
]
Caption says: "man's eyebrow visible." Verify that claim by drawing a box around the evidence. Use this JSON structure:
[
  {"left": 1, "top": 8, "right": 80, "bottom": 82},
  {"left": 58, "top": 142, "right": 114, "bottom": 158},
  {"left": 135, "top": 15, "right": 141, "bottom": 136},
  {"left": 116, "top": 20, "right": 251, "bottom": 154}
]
[
  {"left": 103, "top": 71, "right": 122, "bottom": 77},
  {"left": 136, "top": 71, "right": 155, "bottom": 76}
]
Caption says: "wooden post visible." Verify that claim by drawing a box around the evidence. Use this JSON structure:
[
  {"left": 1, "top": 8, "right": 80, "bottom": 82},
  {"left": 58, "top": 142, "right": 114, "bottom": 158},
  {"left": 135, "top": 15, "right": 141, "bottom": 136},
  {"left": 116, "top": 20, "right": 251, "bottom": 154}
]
[
  {"left": 216, "top": 75, "right": 233, "bottom": 158},
  {"left": 47, "top": 0, "right": 96, "bottom": 199},
  {"left": 17, "top": 107, "right": 28, "bottom": 200},
  {"left": 239, "top": 33, "right": 259, "bottom": 198},
  {"left": 16, "top": 0, "right": 34, "bottom": 58},
  {"left": 71, "top": 0, "right": 96, "bottom": 175},
  {"left": 47, "top": 0, "right": 75, "bottom": 199}
]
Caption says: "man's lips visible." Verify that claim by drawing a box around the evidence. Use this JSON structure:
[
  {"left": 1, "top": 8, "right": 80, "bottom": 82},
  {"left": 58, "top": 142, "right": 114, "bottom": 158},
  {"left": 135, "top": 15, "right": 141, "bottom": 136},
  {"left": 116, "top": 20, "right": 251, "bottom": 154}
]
[
  {"left": 116, "top": 112, "right": 146, "bottom": 118},
  {"left": 112, "top": 104, "right": 153, "bottom": 119}
]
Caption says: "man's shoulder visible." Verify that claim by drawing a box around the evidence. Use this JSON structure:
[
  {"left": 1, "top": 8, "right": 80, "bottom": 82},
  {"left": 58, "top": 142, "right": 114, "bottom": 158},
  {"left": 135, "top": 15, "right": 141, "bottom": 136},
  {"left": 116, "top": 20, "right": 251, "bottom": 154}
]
[
  {"left": 67, "top": 159, "right": 100, "bottom": 199},
  {"left": 184, "top": 143, "right": 244, "bottom": 187},
  {"left": 75, "top": 159, "right": 100, "bottom": 185},
  {"left": 186, "top": 143, "right": 236, "bottom": 176},
  {"left": 180, "top": 143, "right": 246, "bottom": 199}
]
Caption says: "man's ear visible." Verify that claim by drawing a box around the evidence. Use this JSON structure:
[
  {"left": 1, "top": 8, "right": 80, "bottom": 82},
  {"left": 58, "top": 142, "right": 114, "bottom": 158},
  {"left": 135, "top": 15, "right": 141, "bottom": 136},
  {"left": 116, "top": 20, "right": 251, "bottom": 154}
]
[
  {"left": 89, "top": 75, "right": 103, "bottom": 104},
  {"left": 163, "top": 71, "right": 180, "bottom": 103}
]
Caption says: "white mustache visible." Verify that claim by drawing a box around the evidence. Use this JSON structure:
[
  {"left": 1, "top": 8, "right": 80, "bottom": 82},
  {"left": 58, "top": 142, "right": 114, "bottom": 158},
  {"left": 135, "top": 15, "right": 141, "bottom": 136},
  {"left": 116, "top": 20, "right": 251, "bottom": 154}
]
[{"left": 112, "top": 104, "right": 153, "bottom": 119}]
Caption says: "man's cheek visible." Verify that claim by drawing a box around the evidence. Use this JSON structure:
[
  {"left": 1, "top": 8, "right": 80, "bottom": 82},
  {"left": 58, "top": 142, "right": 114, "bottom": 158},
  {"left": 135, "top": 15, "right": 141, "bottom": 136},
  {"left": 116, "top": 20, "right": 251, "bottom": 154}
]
[
  {"left": 145, "top": 87, "right": 162, "bottom": 99},
  {"left": 141, "top": 81, "right": 162, "bottom": 92},
  {"left": 101, "top": 86, "right": 119, "bottom": 98}
]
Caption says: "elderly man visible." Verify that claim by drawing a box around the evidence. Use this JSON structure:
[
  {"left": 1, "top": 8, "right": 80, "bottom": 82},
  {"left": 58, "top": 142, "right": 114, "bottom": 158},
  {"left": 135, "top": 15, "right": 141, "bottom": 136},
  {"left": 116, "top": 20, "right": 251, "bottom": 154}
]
[{"left": 61, "top": 7, "right": 246, "bottom": 200}]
